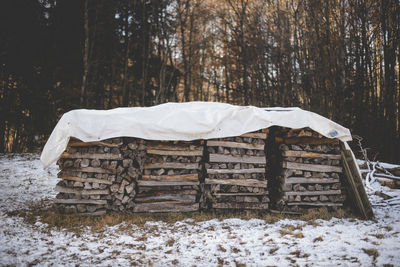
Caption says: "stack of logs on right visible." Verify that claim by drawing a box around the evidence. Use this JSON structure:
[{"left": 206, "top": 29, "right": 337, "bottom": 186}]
[
  {"left": 271, "top": 128, "right": 346, "bottom": 212},
  {"left": 204, "top": 130, "right": 270, "bottom": 211}
]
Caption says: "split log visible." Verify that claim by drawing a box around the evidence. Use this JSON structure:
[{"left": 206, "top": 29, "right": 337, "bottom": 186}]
[
  {"left": 283, "top": 177, "right": 340, "bottom": 184},
  {"left": 144, "top": 162, "right": 199, "bottom": 170},
  {"left": 240, "top": 132, "right": 267, "bottom": 139},
  {"left": 61, "top": 152, "right": 122, "bottom": 160},
  {"left": 137, "top": 180, "right": 199, "bottom": 187},
  {"left": 207, "top": 141, "right": 264, "bottom": 150},
  {"left": 282, "top": 161, "right": 342, "bottom": 172},
  {"left": 283, "top": 190, "right": 341, "bottom": 196},
  {"left": 135, "top": 194, "right": 196, "bottom": 203},
  {"left": 55, "top": 185, "right": 109, "bottom": 195},
  {"left": 206, "top": 168, "right": 265, "bottom": 174},
  {"left": 146, "top": 149, "right": 203, "bottom": 156},
  {"left": 205, "top": 178, "right": 268, "bottom": 188},
  {"left": 59, "top": 175, "right": 112, "bottom": 185},
  {"left": 282, "top": 150, "right": 341, "bottom": 160},
  {"left": 275, "top": 137, "right": 339, "bottom": 145},
  {"left": 211, "top": 202, "right": 268, "bottom": 210},
  {"left": 209, "top": 154, "right": 266, "bottom": 164},
  {"left": 141, "top": 174, "right": 198, "bottom": 182},
  {"left": 54, "top": 199, "right": 107, "bottom": 205}
]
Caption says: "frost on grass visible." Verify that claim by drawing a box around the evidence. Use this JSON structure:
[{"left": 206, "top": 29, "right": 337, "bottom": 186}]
[{"left": 1, "top": 153, "right": 400, "bottom": 266}]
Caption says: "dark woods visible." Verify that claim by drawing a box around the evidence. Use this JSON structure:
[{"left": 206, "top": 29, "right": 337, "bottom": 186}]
[{"left": 0, "top": 0, "right": 399, "bottom": 162}]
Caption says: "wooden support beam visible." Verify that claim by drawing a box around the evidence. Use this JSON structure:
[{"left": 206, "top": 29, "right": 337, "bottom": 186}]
[
  {"left": 283, "top": 177, "right": 340, "bottom": 184},
  {"left": 141, "top": 174, "right": 198, "bottom": 182},
  {"left": 146, "top": 144, "right": 203, "bottom": 151},
  {"left": 146, "top": 149, "right": 203, "bottom": 156},
  {"left": 207, "top": 168, "right": 265, "bottom": 174},
  {"left": 205, "top": 178, "right": 268, "bottom": 188},
  {"left": 275, "top": 137, "right": 339, "bottom": 145},
  {"left": 61, "top": 152, "right": 122, "bottom": 160},
  {"left": 282, "top": 161, "right": 342, "bottom": 172},
  {"left": 65, "top": 167, "right": 116, "bottom": 174},
  {"left": 68, "top": 140, "right": 121, "bottom": 148},
  {"left": 144, "top": 162, "right": 199, "bottom": 170},
  {"left": 209, "top": 154, "right": 266, "bottom": 164},
  {"left": 59, "top": 175, "right": 113, "bottom": 185},
  {"left": 137, "top": 189, "right": 197, "bottom": 197},
  {"left": 133, "top": 203, "right": 199, "bottom": 213},
  {"left": 212, "top": 202, "right": 268, "bottom": 210},
  {"left": 55, "top": 185, "right": 109, "bottom": 195},
  {"left": 206, "top": 141, "right": 264, "bottom": 150},
  {"left": 284, "top": 190, "right": 341, "bottom": 196},
  {"left": 214, "top": 192, "right": 268, "bottom": 197},
  {"left": 340, "top": 143, "right": 374, "bottom": 219},
  {"left": 54, "top": 199, "right": 108, "bottom": 205},
  {"left": 137, "top": 180, "right": 199, "bottom": 187},
  {"left": 282, "top": 150, "right": 341, "bottom": 160},
  {"left": 240, "top": 132, "right": 267, "bottom": 139},
  {"left": 286, "top": 202, "right": 343, "bottom": 206},
  {"left": 135, "top": 194, "right": 196, "bottom": 203}
]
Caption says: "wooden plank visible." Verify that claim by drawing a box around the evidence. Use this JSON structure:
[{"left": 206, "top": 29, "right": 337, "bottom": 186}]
[
  {"left": 207, "top": 168, "right": 265, "bottom": 174},
  {"left": 135, "top": 194, "right": 196, "bottom": 203},
  {"left": 61, "top": 152, "right": 122, "bottom": 160},
  {"left": 66, "top": 167, "right": 116, "bottom": 174},
  {"left": 137, "top": 189, "right": 198, "bottom": 197},
  {"left": 275, "top": 137, "right": 339, "bottom": 145},
  {"left": 340, "top": 143, "right": 374, "bottom": 219},
  {"left": 79, "top": 210, "right": 107, "bottom": 216},
  {"left": 133, "top": 203, "right": 199, "bottom": 213},
  {"left": 207, "top": 141, "right": 264, "bottom": 150},
  {"left": 282, "top": 161, "right": 342, "bottom": 173},
  {"left": 144, "top": 162, "right": 199, "bottom": 170},
  {"left": 146, "top": 149, "right": 203, "bottom": 156},
  {"left": 146, "top": 144, "right": 203, "bottom": 151},
  {"left": 55, "top": 185, "right": 109, "bottom": 195},
  {"left": 69, "top": 141, "right": 121, "bottom": 148},
  {"left": 141, "top": 174, "right": 198, "bottom": 182},
  {"left": 137, "top": 180, "right": 199, "bottom": 187},
  {"left": 209, "top": 154, "right": 266, "bottom": 164},
  {"left": 54, "top": 199, "right": 107, "bottom": 205},
  {"left": 240, "top": 132, "right": 267, "bottom": 139},
  {"left": 284, "top": 177, "right": 340, "bottom": 184},
  {"left": 212, "top": 202, "right": 268, "bottom": 210},
  {"left": 282, "top": 150, "right": 341, "bottom": 160},
  {"left": 59, "top": 175, "right": 113, "bottom": 185},
  {"left": 286, "top": 202, "right": 343, "bottom": 206},
  {"left": 284, "top": 190, "right": 341, "bottom": 196},
  {"left": 205, "top": 178, "right": 268, "bottom": 188},
  {"left": 214, "top": 192, "right": 267, "bottom": 197}
]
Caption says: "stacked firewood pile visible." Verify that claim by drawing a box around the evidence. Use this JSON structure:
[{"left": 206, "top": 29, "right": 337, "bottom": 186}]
[
  {"left": 55, "top": 138, "right": 145, "bottom": 215},
  {"left": 134, "top": 140, "right": 203, "bottom": 212},
  {"left": 55, "top": 138, "right": 123, "bottom": 215},
  {"left": 272, "top": 128, "right": 346, "bottom": 212},
  {"left": 204, "top": 131, "right": 270, "bottom": 210}
]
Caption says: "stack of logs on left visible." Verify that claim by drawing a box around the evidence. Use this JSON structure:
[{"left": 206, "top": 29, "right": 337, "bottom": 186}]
[{"left": 55, "top": 138, "right": 145, "bottom": 215}]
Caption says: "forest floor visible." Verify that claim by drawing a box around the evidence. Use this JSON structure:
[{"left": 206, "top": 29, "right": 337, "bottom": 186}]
[{"left": 0, "top": 153, "right": 400, "bottom": 266}]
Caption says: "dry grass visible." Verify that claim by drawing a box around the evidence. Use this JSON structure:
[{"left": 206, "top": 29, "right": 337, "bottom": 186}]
[
  {"left": 5, "top": 200, "right": 354, "bottom": 234},
  {"left": 362, "top": 248, "right": 379, "bottom": 263},
  {"left": 313, "top": 236, "right": 323, "bottom": 242}
]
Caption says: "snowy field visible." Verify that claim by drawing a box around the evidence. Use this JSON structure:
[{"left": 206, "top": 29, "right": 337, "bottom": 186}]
[{"left": 1, "top": 153, "right": 400, "bottom": 266}]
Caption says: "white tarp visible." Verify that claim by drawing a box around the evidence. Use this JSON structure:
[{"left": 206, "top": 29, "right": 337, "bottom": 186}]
[{"left": 40, "top": 102, "right": 352, "bottom": 168}]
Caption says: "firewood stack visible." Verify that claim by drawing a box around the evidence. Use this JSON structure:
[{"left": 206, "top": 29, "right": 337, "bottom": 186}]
[
  {"left": 134, "top": 140, "right": 203, "bottom": 212},
  {"left": 204, "top": 131, "right": 270, "bottom": 210},
  {"left": 55, "top": 138, "right": 124, "bottom": 215},
  {"left": 109, "top": 138, "right": 146, "bottom": 211},
  {"left": 273, "top": 128, "right": 346, "bottom": 212}
]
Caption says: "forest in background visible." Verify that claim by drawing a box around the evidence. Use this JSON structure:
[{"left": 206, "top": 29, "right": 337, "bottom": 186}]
[{"left": 0, "top": 0, "right": 399, "bottom": 162}]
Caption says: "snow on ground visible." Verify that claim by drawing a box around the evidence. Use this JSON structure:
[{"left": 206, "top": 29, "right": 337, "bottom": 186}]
[{"left": 1, "top": 154, "right": 400, "bottom": 266}]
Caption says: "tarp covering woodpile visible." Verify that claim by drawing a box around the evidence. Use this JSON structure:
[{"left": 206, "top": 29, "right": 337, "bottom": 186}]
[{"left": 41, "top": 102, "right": 352, "bottom": 169}]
